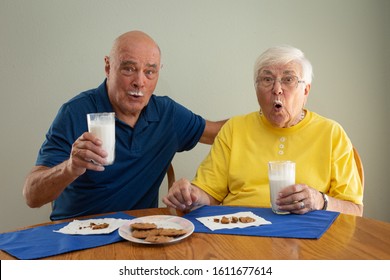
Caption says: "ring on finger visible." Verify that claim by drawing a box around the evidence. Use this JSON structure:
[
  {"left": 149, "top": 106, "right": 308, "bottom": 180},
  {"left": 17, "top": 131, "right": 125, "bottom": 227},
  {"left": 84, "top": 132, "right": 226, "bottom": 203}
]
[{"left": 300, "top": 201, "right": 305, "bottom": 209}]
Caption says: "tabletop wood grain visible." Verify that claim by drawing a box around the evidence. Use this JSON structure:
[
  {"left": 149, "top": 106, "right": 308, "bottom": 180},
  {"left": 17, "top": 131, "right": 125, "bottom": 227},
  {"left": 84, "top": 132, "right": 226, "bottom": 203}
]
[{"left": 1, "top": 207, "right": 389, "bottom": 260}]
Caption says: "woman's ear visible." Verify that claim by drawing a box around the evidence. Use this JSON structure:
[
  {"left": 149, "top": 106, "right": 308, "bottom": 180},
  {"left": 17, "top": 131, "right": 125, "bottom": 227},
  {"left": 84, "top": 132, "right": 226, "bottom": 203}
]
[{"left": 304, "top": 83, "right": 311, "bottom": 96}]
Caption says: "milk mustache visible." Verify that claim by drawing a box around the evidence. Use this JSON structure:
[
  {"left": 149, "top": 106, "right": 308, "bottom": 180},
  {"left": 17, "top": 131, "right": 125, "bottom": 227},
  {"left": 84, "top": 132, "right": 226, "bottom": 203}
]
[
  {"left": 87, "top": 113, "right": 115, "bottom": 165},
  {"left": 268, "top": 161, "right": 295, "bottom": 214}
]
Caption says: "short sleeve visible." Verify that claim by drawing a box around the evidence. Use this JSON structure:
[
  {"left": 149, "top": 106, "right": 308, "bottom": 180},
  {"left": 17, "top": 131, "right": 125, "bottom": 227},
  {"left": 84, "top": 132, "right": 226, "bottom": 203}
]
[
  {"left": 36, "top": 103, "right": 87, "bottom": 167},
  {"left": 171, "top": 99, "right": 206, "bottom": 152}
]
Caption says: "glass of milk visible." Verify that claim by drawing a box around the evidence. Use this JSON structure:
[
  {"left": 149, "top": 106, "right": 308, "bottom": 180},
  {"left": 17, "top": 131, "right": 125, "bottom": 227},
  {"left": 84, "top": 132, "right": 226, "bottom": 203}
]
[
  {"left": 87, "top": 112, "right": 115, "bottom": 166},
  {"left": 268, "top": 161, "right": 295, "bottom": 214}
]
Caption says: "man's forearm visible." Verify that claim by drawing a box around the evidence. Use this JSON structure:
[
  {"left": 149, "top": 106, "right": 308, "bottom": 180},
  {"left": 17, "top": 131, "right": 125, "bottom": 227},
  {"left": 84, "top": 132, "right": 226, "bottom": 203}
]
[
  {"left": 23, "top": 161, "right": 79, "bottom": 208},
  {"left": 200, "top": 119, "right": 228, "bottom": 144}
]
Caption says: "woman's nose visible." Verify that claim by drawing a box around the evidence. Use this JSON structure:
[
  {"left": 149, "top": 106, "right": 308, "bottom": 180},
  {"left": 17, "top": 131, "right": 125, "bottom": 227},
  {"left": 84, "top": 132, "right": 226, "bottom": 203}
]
[{"left": 272, "top": 81, "right": 283, "bottom": 95}]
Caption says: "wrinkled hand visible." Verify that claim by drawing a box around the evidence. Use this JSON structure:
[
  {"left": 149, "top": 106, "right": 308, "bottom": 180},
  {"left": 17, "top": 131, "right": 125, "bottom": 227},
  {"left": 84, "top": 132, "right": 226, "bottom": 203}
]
[
  {"left": 67, "top": 132, "right": 108, "bottom": 175},
  {"left": 162, "top": 178, "right": 203, "bottom": 211},
  {"left": 276, "top": 184, "right": 323, "bottom": 214}
]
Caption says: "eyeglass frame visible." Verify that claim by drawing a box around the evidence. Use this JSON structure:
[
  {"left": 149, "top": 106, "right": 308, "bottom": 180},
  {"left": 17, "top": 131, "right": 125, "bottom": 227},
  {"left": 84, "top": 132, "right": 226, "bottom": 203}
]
[{"left": 256, "top": 75, "right": 305, "bottom": 89}]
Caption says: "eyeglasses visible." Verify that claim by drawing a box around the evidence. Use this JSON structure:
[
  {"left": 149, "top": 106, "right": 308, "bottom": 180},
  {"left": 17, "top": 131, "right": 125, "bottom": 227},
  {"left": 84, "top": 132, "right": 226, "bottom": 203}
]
[{"left": 257, "top": 75, "right": 305, "bottom": 89}]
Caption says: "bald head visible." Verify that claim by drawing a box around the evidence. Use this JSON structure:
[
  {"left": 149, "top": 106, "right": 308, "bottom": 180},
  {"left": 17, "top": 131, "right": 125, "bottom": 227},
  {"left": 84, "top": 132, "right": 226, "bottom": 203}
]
[{"left": 109, "top": 30, "right": 161, "bottom": 61}]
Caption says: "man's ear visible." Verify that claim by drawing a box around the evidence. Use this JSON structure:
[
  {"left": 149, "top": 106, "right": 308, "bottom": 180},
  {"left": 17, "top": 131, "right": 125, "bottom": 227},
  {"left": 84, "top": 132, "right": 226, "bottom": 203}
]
[{"left": 104, "top": 56, "right": 110, "bottom": 77}]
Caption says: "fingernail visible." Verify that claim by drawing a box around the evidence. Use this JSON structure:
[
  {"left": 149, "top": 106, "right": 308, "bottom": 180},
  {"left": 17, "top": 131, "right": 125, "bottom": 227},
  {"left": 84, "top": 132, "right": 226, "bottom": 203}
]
[{"left": 97, "top": 166, "right": 105, "bottom": 171}]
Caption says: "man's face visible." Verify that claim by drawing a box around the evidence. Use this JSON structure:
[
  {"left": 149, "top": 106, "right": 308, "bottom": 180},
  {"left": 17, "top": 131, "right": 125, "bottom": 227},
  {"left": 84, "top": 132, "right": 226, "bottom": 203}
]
[{"left": 105, "top": 36, "right": 161, "bottom": 123}]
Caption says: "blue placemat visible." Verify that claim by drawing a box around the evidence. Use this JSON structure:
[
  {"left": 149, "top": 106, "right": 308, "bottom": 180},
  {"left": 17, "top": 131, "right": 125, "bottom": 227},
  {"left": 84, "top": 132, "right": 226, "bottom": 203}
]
[
  {"left": 183, "top": 206, "right": 339, "bottom": 239},
  {"left": 0, "top": 212, "right": 133, "bottom": 260}
]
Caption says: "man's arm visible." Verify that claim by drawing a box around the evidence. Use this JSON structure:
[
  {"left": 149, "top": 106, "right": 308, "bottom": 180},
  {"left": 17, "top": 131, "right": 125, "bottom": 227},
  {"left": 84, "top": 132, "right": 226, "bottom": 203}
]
[
  {"left": 23, "top": 132, "right": 107, "bottom": 208},
  {"left": 23, "top": 163, "right": 79, "bottom": 208},
  {"left": 199, "top": 120, "right": 228, "bottom": 144}
]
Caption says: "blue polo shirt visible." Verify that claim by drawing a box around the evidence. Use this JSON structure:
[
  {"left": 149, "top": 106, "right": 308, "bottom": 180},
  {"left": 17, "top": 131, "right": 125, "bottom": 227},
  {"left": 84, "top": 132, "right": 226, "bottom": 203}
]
[{"left": 37, "top": 80, "right": 205, "bottom": 220}]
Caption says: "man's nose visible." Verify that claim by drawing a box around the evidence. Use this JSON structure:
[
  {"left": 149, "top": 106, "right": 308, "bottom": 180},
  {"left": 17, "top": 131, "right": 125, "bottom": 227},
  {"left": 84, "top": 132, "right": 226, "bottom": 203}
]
[{"left": 132, "top": 71, "right": 145, "bottom": 89}]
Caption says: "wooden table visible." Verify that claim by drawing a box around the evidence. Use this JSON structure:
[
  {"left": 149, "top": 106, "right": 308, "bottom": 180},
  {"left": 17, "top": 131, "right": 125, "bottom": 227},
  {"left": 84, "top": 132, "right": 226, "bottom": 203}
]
[{"left": 1, "top": 207, "right": 389, "bottom": 260}]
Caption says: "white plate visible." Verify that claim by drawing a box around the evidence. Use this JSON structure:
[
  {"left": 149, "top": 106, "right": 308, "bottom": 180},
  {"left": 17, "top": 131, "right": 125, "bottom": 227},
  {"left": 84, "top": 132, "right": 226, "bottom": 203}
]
[{"left": 118, "top": 215, "right": 194, "bottom": 245}]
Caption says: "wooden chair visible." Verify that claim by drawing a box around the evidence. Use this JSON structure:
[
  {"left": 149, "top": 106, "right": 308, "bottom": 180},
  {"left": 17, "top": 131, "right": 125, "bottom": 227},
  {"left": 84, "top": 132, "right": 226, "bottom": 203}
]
[
  {"left": 353, "top": 146, "right": 364, "bottom": 189},
  {"left": 166, "top": 163, "right": 175, "bottom": 190}
]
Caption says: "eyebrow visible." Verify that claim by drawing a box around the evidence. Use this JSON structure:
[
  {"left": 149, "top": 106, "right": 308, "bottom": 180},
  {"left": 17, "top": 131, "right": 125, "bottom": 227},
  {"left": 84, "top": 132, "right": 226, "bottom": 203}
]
[
  {"left": 146, "top": 63, "right": 158, "bottom": 69},
  {"left": 120, "top": 60, "right": 136, "bottom": 66},
  {"left": 282, "top": 70, "right": 297, "bottom": 75},
  {"left": 120, "top": 60, "right": 158, "bottom": 68},
  {"left": 262, "top": 69, "right": 295, "bottom": 74},
  {"left": 260, "top": 69, "right": 297, "bottom": 76},
  {"left": 261, "top": 70, "right": 273, "bottom": 75}
]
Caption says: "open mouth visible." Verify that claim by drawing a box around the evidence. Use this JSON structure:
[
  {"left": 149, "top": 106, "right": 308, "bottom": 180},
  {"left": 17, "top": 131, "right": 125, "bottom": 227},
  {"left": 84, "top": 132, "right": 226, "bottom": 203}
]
[
  {"left": 273, "top": 100, "right": 283, "bottom": 109},
  {"left": 127, "top": 91, "right": 144, "bottom": 98}
]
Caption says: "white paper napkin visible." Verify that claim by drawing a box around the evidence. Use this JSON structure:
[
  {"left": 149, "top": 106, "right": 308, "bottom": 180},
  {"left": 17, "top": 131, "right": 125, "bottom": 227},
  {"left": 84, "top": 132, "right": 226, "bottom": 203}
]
[
  {"left": 196, "top": 211, "right": 271, "bottom": 231},
  {"left": 53, "top": 218, "right": 129, "bottom": 235}
]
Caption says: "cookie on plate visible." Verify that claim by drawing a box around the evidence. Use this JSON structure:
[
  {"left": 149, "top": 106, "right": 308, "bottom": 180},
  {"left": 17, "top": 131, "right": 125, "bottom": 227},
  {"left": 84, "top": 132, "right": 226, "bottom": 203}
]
[
  {"left": 130, "top": 222, "right": 157, "bottom": 230},
  {"left": 145, "top": 235, "right": 174, "bottom": 243},
  {"left": 131, "top": 229, "right": 161, "bottom": 239},
  {"left": 159, "top": 228, "right": 187, "bottom": 237}
]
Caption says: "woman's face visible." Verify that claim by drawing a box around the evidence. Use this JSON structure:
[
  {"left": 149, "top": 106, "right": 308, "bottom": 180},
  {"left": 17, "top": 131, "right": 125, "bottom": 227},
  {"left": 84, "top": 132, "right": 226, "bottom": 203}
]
[{"left": 255, "top": 61, "right": 311, "bottom": 128}]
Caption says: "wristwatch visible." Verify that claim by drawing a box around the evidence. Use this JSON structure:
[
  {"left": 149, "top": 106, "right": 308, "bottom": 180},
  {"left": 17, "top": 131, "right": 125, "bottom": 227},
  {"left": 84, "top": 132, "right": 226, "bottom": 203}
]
[{"left": 320, "top": 192, "right": 328, "bottom": 210}]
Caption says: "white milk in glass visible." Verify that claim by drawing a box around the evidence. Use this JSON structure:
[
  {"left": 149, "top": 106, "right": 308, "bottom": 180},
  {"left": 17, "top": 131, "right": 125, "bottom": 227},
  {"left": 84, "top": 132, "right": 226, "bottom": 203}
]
[
  {"left": 268, "top": 161, "right": 295, "bottom": 214},
  {"left": 87, "top": 113, "right": 115, "bottom": 165}
]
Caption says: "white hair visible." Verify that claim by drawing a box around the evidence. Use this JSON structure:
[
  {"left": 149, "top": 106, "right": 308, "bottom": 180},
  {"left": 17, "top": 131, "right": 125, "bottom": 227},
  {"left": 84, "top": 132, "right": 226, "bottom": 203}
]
[{"left": 253, "top": 45, "right": 313, "bottom": 86}]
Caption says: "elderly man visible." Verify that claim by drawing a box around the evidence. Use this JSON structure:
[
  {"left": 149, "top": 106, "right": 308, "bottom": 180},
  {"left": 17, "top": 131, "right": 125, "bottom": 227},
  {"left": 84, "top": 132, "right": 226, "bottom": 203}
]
[{"left": 23, "top": 31, "right": 226, "bottom": 220}]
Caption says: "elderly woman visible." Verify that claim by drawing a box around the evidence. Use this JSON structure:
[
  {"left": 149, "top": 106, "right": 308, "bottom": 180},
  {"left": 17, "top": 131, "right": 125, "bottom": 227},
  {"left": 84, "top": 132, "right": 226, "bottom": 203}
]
[{"left": 163, "top": 46, "right": 363, "bottom": 216}]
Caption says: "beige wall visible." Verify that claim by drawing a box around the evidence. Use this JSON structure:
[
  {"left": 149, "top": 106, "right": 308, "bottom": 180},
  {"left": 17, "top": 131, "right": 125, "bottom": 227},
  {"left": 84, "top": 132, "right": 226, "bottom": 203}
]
[{"left": 0, "top": 0, "right": 388, "bottom": 232}]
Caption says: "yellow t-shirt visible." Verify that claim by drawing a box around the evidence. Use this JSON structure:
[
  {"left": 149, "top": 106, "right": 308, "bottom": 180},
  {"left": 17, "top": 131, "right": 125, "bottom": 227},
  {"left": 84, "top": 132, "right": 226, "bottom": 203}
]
[{"left": 192, "top": 110, "right": 363, "bottom": 207}]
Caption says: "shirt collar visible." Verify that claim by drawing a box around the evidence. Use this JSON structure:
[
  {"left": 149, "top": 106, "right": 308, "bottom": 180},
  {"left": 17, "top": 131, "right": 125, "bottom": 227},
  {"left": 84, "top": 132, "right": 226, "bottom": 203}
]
[
  {"left": 96, "top": 79, "right": 114, "bottom": 112},
  {"left": 141, "top": 95, "right": 160, "bottom": 122}
]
